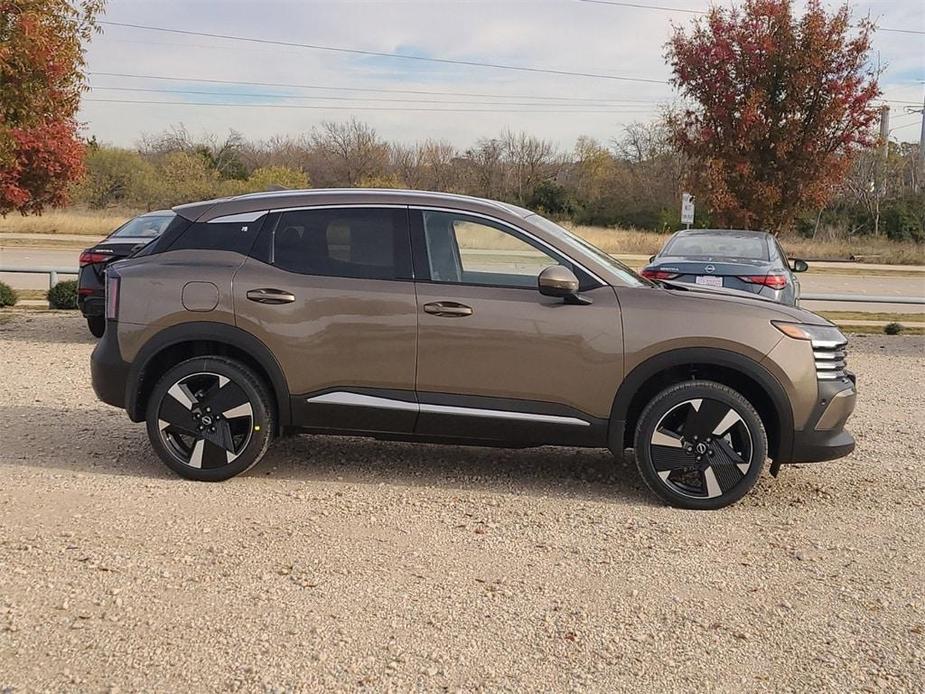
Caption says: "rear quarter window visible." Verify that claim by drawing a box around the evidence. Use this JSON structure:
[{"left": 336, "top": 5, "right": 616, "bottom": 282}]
[{"left": 168, "top": 215, "right": 267, "bottom": 255}]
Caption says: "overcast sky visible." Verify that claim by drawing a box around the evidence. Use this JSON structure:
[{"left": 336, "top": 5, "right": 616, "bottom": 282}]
[{"left": 78, "top": 0, "right": 925, "bottom": 150}]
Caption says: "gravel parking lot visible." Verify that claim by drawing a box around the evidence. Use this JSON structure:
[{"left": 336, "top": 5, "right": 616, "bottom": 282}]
[{"left": 1, "top": 312, "right": 923, "bottom": 692}]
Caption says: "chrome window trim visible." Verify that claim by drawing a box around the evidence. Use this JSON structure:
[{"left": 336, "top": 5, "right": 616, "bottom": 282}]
[
  {"left": 305, "top": 391, "right": 591, "bottom": 428},
  {"left": 207, "top": 210, "right": 269, "bottom": 224},
  {"left": 408, "top": 205, "right": 608, "bottom": 287}
]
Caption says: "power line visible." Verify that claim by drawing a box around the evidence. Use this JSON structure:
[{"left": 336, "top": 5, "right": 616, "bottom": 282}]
[
  {"left": 98, "top": 21, "right": 669, "bottom": 85},
  {"left": 88, "top": 85, "right": 661, "bottom": 109},
  {"left": 82, "top": 97, "right": 658, "bottom": 114},
  {"left": 574, "top": 0, "right": 925, "bottom": 35},
  {"left": 891, "top": 120, "right": 922, "bottom": 133},
  {"left": 88, "top": 72, "right": 670, "bottom": 105},
  {"left": 575, "top": 0, "right": 701, "bottom": 14}
]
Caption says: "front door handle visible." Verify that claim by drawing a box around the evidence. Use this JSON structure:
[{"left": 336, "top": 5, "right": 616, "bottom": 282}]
[
  {"left": 246, "top": 288, "right": 296, "bottom": 304},
  {"left": 423, "top": 301, "right": 473, "bottom": 318}
]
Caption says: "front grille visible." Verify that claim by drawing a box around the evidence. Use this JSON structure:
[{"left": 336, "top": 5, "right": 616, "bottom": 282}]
[{"left": 812, "top": 337, "right": 848, "bottom": 381}]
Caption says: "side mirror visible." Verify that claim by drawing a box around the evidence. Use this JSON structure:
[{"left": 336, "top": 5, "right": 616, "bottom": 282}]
[
  {"left": 791, "top": 259, "right": 809, "bottom": 273},
  {"left": 538, "top": 265, "right": 591, "bottom": 305},
  {"left": 649, "top": 255, "right": 656, "bottom": 263}
]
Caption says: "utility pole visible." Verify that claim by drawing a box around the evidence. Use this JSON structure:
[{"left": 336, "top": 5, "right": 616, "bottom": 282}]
[
  {"left": 879, "top": 104, "right": 890, "bottom": 159},
  {"left": 919, "top": 96, "right": 925, "bottom": 165}
]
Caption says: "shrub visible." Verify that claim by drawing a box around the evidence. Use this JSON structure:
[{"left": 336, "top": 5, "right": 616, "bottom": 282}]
[
  {"left": 884, "top": 322, "right": 904, "bottom": 335},
  {"left": 0, "top": 281, "right": 18, "bottom": 307},
  {"left": 47, "top": 280, "right": 78, "bottom": 309}
]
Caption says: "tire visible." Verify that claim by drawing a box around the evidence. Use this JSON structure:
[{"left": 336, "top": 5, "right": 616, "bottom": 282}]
[
  {"left": 145, "top": 356, "right": 275, "bottom": 481},
  {"left": 633, "top": 380, "right": 768, "bottom": 510},
  {"left": 87, "top": 316, "right": 105, "bottom": 338}
]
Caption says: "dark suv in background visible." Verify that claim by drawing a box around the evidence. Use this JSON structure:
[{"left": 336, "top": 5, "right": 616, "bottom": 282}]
[
  {"left": 78, "top": 210, "right": 174, "bottom": 336},
  {"left": 91, "top": 189, "right": 856, "bottom": 510}
]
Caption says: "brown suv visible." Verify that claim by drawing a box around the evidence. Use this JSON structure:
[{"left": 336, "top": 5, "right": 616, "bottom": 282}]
[{"left": 91, "top": 189, "right": 857, "bottom": 509}]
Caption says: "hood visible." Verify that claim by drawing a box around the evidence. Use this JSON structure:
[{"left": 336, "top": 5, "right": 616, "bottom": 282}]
[{"left": 655, "top": 280, "right": 830, "bottom": 326}]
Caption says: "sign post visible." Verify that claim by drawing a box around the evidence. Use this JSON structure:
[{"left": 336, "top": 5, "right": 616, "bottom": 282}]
[{"left": 681, "top": 193, "right": 695, "bottom": 229}]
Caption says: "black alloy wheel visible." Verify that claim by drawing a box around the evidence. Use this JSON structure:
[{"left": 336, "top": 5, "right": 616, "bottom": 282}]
[
  {"left": 145, "top": 357, "right": 274, "bottom": 481},
  {"left": 634, "top": 381, "right": 767, "bottom": 510}
]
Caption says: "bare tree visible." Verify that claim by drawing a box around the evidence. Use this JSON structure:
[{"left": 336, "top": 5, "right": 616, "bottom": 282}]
[
  {"left": 309, "top": 120, "right": 389, "bottom": 187},
  {"left": 501, "top": 130, "right": 561, "bottom": 204}
]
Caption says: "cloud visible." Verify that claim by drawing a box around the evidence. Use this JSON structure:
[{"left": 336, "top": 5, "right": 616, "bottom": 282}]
[{"left": 78, "top": 0, "right": 923, "bottom": 149}]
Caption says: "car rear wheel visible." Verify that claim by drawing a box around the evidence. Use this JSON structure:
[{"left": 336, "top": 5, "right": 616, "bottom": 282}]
[
  {"left": 87, "top": 317, "right": 105, "bottom": 338},
  {"left": 145, "top": 357, "right": 274, "bottom": 481},
  {"left": 633, "top": 380, "right": 767, "bottom": 510}
]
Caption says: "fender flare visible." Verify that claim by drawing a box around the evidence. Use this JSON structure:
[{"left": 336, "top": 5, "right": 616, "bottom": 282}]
[
  {"left": 609, "top": 347, "right": 794, "bottom": 460},
  {"left": 125, "top": 321, "right": 291, "bottom": 426}
]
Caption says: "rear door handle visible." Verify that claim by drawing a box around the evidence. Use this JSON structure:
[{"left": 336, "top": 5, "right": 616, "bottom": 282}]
[
  {"left": 246, "top": 288, "right": 296, "bottom": 304},
  {"left": 423, "top": 301, "right": 473, "bottom": 317}
]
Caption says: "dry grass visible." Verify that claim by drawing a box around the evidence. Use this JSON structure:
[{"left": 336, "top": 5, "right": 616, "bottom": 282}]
[
  {"left": 1, "top": 208, "right": 922, "bottom": 265},
  {"left": 0, "top": 208, "right": 135, "bottom": 237},
  {"left": 559, "top": 223, "right": 925, "bottom": 265}
]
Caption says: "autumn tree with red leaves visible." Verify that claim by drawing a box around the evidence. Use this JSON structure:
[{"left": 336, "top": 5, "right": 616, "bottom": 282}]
[
  {"left": 666, "top": 0, "right": 880, "bottom": 232},
  {"left": 0, "top": 0, "right": 104, "bottom": 215}
]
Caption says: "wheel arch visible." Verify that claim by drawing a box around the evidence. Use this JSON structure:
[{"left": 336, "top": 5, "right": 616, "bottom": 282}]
[
  {"left": 610, "top": 348, "right": 794, "bottom": 461},
  {"left": 125, "top": 321, "right": 291, "bottom": 429}
]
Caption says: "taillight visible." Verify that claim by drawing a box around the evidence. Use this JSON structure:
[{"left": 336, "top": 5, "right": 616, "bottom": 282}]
[
  {"left": 640, "top": 269, "right": 680, "bottom": 280},
  {"left": 105, "top": 270, "right": 121, "bottom": 320},
  {"left": 739, "top": 274, "right": 788, "bottom": 290},
  {"left": 79, "top": 249, "right": 110, "bottom": 267}
]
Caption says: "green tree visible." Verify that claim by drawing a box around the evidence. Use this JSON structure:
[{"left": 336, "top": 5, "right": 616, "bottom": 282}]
[
  {"left": 73, "top": 147, "right": 156, "bottom": 208},
  {"left": 245, "top": 166, "right": 309, "bottom": 192}
]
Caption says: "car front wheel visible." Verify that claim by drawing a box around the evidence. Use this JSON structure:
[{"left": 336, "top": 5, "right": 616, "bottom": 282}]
[
  {"left": 633, "top": 380, "right": 768, "bottom": 510},
  {"left": 145, "top": 357, "right": 274, "bottom": 481}
]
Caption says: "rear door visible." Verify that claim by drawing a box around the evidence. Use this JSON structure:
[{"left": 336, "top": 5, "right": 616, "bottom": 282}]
[
  {"left": 409, "top": 208, "right": 623, "bottom": 446},
  {"left": 233, "top": 206, "right": 419, "bottom": 433}
]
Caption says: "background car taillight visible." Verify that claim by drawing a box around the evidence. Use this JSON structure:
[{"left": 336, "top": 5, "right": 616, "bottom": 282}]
[
  {"left": 739, "top": 274, "right": 788, "bottom": 290},
  {"left": 640, "top": 269, "right": 680, "bottom": 280},
  {"left": 105, "top": 270, "right": 121, "bottom": 320},
  {"left": 79, "top": 249, "right": 110, "bottom": 267}
]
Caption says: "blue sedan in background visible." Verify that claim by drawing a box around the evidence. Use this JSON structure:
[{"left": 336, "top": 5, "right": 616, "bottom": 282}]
[{"left": 640, "top": 229, "right": 809, "bottom": 306}]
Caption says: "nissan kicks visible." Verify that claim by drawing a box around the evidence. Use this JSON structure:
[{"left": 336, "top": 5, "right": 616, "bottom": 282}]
[{"left": 91, "top": 189, "right": 857, "bottom": 509}]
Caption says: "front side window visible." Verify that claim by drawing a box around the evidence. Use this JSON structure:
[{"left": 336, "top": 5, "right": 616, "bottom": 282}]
[
  {"left": 273, "top": 208, "right": 411, "bottom": 281},
  {"left": 421, "top": 210, "right": 566, "bottom": 287}
]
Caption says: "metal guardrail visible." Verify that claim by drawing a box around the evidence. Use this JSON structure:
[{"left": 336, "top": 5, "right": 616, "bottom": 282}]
[
  {"left": 801, "top": 293, "right": 925, "bottom": 305},
  {"left": 0, "top": 266, "right": 922, "bottom": 304},
  {"left": 0, "top": 266, "right": 79, "bottom": 289}
]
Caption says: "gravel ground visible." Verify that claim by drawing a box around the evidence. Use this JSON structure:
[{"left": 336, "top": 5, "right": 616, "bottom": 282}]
[{"left": 1, "top": 311, "right": 923, "bottom": 693}]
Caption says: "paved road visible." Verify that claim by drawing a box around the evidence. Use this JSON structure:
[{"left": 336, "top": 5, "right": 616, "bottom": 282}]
[
  {"left": 0, "top": 247, "right": 82, "bottom": 291},
  {"left": 2, "top": 245, "right": 923, "bottom": 313}
]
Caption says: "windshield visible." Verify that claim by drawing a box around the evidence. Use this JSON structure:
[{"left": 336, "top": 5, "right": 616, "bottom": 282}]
[
  {"left": 664, "top": 233, "right": 769, "bottom": 260},
  {"left": 526, "top": 214, "right": 651, "bottom": 287},
  {"left": 111, "top": 214, "right": 174, "bottom": 239}
]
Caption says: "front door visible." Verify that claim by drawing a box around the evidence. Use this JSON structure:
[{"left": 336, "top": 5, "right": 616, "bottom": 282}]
[
  {"left": 410, "top": 209, "right": 624, "bottom": 446},
  {"left": 233, "top": 206, "right": 419, "bottom": 433}
]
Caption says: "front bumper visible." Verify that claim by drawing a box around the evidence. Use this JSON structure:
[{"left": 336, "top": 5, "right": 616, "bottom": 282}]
[
  {"left": 788, "top": 374, "right": 857, "bottom": 463},
  {"left": 90, "top": 320, "right": 130, "bottom": 410}
]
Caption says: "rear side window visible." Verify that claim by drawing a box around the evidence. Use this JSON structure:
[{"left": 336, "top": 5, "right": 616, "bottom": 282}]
[
  {"left": 110, "top": 214, "right": 174, "bottom": 239},
  {"left": 168, "top": 215, "right": 267, "bottom": 255},
  {"left": 272, "top": 208, "right": 411, "bottom": 281}
]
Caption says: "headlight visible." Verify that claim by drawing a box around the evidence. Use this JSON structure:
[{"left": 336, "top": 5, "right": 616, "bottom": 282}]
[
  {"left": 772, "top": 321, "right": 845, "bottom": 347},
  {"left": 773, "top": 322, "right": 849, "bottom": 381}
]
